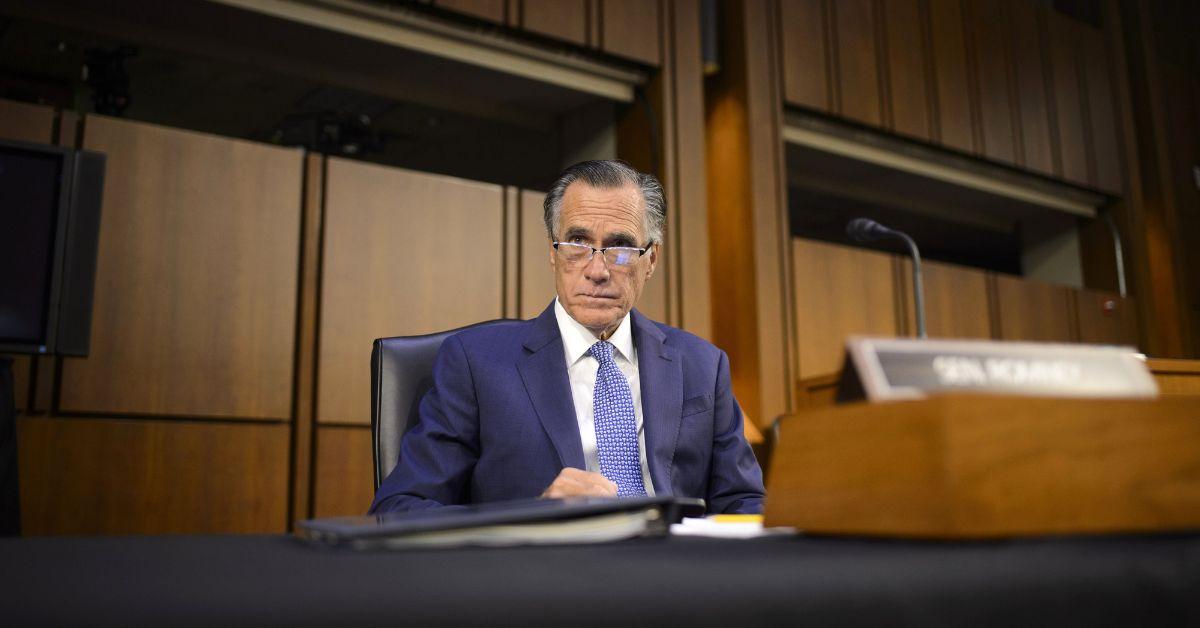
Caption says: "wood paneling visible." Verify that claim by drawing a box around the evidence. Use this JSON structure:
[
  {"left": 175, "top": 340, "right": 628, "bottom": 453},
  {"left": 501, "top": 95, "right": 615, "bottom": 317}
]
[
  {"left": 832, "top": 0, "right": 882, "bottom": 126},
  {"left": 60, "top": 116, "right": 302, "bottom": 419},
  {"left": 928, "top": 0, "right": 976, "bottom": 153},
  {"left": 1008, "top": 1, "right": 1056, "bottom": 176},
  {"left": 966, "top": 0, "right": 1017, "bottom": 165},
  {"left": 290, "top": 154, "right": 325, "bottom": 526},
  {"left": 1047, "top": 13, "right": 1090, "bottom": 186},
  {"left": 900, "top": 259, "right": 992, "bottom": 339},
  {"left": 0, "top": 98, "right": 55, "bottom": 143},
  {"left": 521, "top": 0, "right": 588, "bottom": 46},
  {"left": 504, "top": 188, "right": 521, "bottom": 318},
  {"left": 519, "top": 189, "right": 556, "bottom": 319},
  {"left": 4, "top": 357, "right": 30, "bottom": 413},
  {"left": 318, "top": 159, "right": 503, "bottom": 425},
  {"left": 707, "top": 0, "right": 793, "bottom": 427},
  {"left": 881, "top": 0, "right": 932, "bottom": 140},
  {"left": 779, "top": 0, "right": 831, "bottom": 112},
  {"left": 17, "top": 416, "right": 289, "bottom": 535},
  {"left": 1080, "top": 27, "right": 1123, "bottom": 194},
  {"left": 666, "top": 0, "right": 713, "bottom": 339},
  {"left": 792, "top": 238, "right": 898, "bottom": 379},
  {"left": 1074, "top": 289, "right": 1139, "bottom": 348},
  {"left": 993, "top": 273, "right": 1075, "bottom": 342},
  {"left": 313, "top": 425, "right": 374, "bottom": 518},
  {"left": 435, "top": 0, "right": 505, "bottom": 23},
  {"left": 601, "top": 0, "right": 661, "bottom": 65}
]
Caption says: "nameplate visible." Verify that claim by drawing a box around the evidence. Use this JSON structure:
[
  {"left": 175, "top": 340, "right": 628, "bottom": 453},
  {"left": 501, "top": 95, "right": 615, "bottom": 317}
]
[{"left": 843, "top": 338, "right": 1158, "bottom": 401}]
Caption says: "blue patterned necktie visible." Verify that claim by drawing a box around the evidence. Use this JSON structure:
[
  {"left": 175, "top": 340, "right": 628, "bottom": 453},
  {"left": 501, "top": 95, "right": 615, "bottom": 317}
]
[{"left": 588, "top": 340, "right": 646, "bottom": 497}]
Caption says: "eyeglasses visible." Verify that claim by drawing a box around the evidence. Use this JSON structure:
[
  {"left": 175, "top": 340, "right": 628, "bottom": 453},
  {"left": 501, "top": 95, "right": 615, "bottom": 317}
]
[{"left": 552, "top": 241, "right": 651, "bottom": 268}]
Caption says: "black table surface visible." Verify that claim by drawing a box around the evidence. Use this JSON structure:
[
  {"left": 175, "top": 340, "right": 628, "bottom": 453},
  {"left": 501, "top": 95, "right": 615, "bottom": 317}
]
[{"left": 2, "top": 532, "right": 1199, "bottom": 627}]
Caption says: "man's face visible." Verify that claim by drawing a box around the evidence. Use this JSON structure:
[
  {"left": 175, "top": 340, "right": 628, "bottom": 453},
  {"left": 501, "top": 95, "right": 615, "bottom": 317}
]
[{"left": 551, "top": 181, "right": 658, "bottom": 338}]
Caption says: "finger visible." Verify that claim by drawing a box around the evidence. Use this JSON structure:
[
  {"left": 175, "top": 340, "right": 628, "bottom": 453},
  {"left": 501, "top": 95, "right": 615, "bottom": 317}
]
[{"left": 587, "top": 475, "right": 618, "bottom": 495}]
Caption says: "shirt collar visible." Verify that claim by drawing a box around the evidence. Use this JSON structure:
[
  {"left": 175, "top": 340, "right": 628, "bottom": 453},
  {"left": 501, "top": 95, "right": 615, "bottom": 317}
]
[{"left": 554, "top": 297, "right": 635, "bottom": 365}]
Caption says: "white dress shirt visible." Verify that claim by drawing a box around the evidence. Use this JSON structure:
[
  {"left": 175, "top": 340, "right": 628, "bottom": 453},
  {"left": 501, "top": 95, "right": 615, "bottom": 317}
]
[{"left": 553, "top": 298, "right": 655, "bottom": 495}]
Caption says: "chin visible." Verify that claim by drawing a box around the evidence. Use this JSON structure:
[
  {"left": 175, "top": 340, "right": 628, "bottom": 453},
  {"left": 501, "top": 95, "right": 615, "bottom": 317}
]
[{"left": 572, "top": 302, "right": 625, "bottom": 330}]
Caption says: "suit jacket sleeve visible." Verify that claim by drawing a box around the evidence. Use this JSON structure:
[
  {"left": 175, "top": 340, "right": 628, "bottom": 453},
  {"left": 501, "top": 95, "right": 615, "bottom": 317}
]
[
  {"left": 369, "top": 335, "right": 479, "bottom": 513},
  {"left": 706, "top": 350, "right": 766, "bottom": 514}
]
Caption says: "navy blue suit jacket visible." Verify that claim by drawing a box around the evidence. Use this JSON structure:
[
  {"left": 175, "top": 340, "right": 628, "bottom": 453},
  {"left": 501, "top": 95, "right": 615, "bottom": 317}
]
[{"left": 369, "top": 303, "right": 765, "bottom": 514}]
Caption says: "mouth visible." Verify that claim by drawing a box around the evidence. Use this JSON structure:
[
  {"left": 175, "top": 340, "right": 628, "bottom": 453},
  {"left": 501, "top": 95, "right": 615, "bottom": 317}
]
[{"left": 578, "top": 293, "right": 619, "bottom": 302}]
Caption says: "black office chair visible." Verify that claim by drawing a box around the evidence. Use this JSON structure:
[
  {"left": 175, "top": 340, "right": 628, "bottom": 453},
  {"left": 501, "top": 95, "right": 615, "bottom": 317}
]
[{"left": 370, "top": 320, "right": 515, "bottom": 490}]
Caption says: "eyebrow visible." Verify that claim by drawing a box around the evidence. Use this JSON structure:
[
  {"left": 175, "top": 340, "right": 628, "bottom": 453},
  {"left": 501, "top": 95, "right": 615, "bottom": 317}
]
[{"left": 561, "top": 227, "right": 639, "bottom": 247}]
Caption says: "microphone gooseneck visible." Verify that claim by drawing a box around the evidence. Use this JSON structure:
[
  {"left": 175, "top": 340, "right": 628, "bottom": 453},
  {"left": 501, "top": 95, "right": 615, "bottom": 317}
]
[{"left": 846, "top": 218, "right": 927, "bottom": 339}]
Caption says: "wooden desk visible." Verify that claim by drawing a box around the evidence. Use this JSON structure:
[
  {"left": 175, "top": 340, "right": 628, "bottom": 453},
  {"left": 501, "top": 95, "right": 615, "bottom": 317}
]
[
  {"left": 1147, "top": 358, "right": 1200, "bottom": 396},
  {"left": 766, "top": 395, "right": 1200, "bottom": 538}
]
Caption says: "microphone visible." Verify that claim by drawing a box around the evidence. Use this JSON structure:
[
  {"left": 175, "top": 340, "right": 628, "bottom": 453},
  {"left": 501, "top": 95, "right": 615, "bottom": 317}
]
[
  {"left": 845, "top": 218, "right": 927, "bottom": 338},
  {"left": 845, "top": 217, "right": 893, "bottom": 243}
]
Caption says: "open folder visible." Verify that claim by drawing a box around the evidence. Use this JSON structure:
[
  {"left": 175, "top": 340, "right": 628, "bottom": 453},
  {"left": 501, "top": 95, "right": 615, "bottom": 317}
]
[{"left": 298, "top": 496, "right": 706, "bottom": 549}]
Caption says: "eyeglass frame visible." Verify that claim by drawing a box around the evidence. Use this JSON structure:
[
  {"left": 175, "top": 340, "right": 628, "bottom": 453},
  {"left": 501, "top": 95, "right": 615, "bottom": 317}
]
[{"left": 551, "top": 240, "right": 654, "bottom": 268}]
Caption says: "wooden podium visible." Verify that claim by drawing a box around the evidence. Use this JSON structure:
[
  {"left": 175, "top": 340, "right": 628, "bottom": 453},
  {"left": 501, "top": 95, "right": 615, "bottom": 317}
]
[{"left": 764, "top": 394, "right": 1200, "bottom": 538}]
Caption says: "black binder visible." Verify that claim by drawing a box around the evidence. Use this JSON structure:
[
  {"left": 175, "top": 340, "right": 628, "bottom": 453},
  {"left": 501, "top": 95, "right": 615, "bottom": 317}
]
[{"left": 299, "top": 495, "right": 705, "bottom": 549}]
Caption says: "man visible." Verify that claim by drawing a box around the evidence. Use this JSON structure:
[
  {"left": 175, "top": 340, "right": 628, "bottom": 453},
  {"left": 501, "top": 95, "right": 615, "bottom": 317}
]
[{"left": 370, "top": 160, "right": 764, "bottom": 514}]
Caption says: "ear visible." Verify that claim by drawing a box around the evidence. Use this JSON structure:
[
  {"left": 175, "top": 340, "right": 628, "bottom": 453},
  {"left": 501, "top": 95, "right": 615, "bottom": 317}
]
[
  {"left": 645, "top": 242, "right": 660, "bottom": 279},
  {"left": 548, "top": 240, "right": 557, "bottom": 270}
]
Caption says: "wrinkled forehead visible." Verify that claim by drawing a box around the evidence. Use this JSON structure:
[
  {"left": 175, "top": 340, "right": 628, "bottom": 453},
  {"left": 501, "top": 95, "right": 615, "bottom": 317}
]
[{"left": 559, "top": 181, "right": 647, "bottom": 240}]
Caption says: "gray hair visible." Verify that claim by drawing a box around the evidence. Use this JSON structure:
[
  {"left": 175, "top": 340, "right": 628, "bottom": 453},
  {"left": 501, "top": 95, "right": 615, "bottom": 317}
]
[{"left": 542, "top": 160, "right": 665, "bottom": 244}]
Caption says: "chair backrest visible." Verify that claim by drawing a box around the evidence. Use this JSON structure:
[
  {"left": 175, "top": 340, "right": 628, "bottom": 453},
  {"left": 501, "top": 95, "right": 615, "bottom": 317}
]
[{"left": 370, "top": 320, "right": 514, "bottom": 490}]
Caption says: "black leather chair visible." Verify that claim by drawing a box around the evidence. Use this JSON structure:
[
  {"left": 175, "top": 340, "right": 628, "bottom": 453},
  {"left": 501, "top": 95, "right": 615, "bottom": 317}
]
[{"left": 370, "top": 320, "right": 514, "bottom": 490}]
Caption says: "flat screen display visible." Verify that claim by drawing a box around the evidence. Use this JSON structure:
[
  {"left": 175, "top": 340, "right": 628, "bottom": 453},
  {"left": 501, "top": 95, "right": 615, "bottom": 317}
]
[{"left": 0, "top": 146, "right": 64, "bottom": 348}]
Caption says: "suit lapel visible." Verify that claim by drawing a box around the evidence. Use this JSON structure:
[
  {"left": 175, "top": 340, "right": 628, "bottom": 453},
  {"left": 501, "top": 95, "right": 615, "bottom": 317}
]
[
  {"left": 632, "top": 309, "right": 682, "bottom": 495},
  {"left": 517, "top": 304, "right": 587, "bottom": 471}
]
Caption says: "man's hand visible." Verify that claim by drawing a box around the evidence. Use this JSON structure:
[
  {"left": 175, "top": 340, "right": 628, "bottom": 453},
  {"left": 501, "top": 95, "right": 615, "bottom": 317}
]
[{"left": 541, "top": 468, "right": 618, "bottom": 499}]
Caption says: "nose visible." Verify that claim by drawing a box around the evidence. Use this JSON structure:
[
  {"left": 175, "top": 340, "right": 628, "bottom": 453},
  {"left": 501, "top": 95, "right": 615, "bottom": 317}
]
[{"left": 582, "top": 250, "right": 610, "bottom": 282}]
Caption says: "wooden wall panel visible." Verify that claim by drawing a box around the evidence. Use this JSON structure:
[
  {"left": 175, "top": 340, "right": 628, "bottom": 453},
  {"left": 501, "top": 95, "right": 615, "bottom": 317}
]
[
  {"left": 779, "top": 0, "right": 831, "bottom": 112},
  {"left": 707, "top": 0, "right": 793, "bottom": 426},
  {"left": 1080, "top": 27, "right": 1123, "bottom": 194},
  {"left": 927, "top": 0, "right": 976, "bottom": 153},
  {"left": 1047, "top": 13, "right": 1090, "bottom": 186},
  {"left": 435, "top": 0, "right": 505, "bottom": 24},
  {"left": 993, "top": 273, "right": 1075, "bottom": 342},
  {"left": 5, "top": 357, "right": 30, "bottom": 413},
  {"left": 634, "top": 243, "right": 669, "bottom": 326},
  {"left": 0, "top": 98, "right": 55, "bottom": 142},
  {"left": 521, "top": 0, "right": 588, "bottom": 46},
  {"left": 519, "top": 189, "right": 557, "bottom": 319},
  {"left": 17, "top": 416, "right": 289, "bottom": 535},
  {"left": 1074, "top": 289, "right": 1139, "bottom": 348},
  {"left": 900, "top": 259, "right": 992, "bottom": 339},
  {"left": 667, "top": 0, "right": 713, "bottom": 339},
  {"left": 966, "top": 0, "right": 1017, "bottom": 165},
  {"left": 882, "top": 0, "right": 932, "bottom": 140},
  {"left": 793, "top": 238, "right": 898, "bottom": 379},
  {"left": 1008, "top": 1, "right": 1056, "bottom": 176},
  {"left": 318, "top": 159, "right": 503, "bottom": 425},
  {"left": 60, "top": 116, "right": 302, "bottom": 419},
  {"left": 832, "top": 0, "right": 882, "bottom": 126},
  {"left": 601, "top": 0, "right": 661, "bottom": 65},
  {"left": 313, "top": 425, "right": 375, "bottom": 518}
]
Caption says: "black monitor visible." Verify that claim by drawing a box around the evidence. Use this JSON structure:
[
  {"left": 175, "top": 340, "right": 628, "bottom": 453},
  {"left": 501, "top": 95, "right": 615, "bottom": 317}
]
[{"left": 0, "top": 138, "right": 105, "bottom": 356}]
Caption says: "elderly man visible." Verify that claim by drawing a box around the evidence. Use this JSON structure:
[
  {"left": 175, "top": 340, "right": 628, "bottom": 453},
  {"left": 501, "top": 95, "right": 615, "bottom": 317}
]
[{"left": 370, "top": 160, "right": 764, "bottom": 514}]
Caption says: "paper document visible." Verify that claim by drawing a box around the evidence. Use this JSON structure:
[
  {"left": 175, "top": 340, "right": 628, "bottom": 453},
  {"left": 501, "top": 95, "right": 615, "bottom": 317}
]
[{"left": 670, "top": 514, "right": 796, "bottom": 539}]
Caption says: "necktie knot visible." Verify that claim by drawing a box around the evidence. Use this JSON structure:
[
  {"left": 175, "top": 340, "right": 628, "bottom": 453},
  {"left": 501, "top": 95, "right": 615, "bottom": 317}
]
[{"left": 588, "top": 340, "right": 615, "bottom": 365}]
